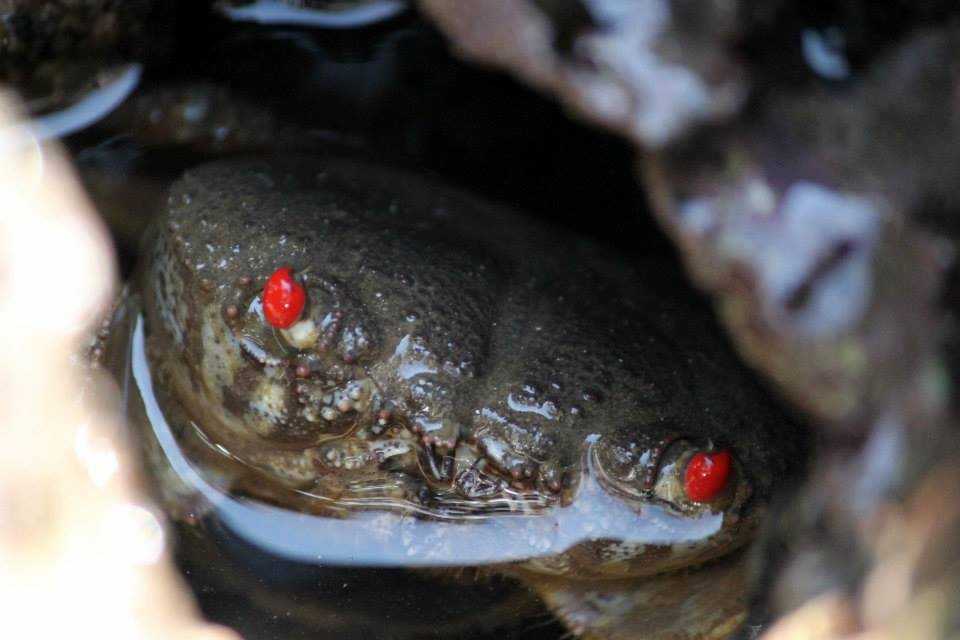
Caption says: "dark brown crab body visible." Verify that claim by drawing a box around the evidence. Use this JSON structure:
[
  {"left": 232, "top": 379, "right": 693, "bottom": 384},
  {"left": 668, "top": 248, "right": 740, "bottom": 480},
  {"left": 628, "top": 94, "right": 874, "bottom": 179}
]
[{"left": 103, "top": 154, "right": 799, "bottom": 639}]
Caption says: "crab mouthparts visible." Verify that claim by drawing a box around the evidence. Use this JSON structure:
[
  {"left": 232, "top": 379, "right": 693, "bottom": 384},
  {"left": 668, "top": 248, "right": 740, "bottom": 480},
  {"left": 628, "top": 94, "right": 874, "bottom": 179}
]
[{"left": 131, "top": 316, "right": 725, "bottom": 567}]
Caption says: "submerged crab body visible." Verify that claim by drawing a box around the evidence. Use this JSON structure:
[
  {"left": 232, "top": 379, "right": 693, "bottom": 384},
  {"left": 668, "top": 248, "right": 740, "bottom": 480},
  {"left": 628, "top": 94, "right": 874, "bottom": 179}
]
[{"left": 104, "top": 155, "right": 798, "bottom": 638}]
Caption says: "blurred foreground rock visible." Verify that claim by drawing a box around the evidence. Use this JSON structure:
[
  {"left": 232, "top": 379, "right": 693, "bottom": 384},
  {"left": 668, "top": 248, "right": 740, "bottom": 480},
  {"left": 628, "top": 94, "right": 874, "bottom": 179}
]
[{"left": 0, "top": 94, "right": 237, "bottom": 640}]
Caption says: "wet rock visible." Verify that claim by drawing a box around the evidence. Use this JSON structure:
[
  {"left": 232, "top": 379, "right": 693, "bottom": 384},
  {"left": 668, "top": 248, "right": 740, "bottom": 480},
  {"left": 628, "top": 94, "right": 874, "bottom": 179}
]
[
  {"left": 648, "top": 25, "right": 960, "bottom": 639},
  {"left": 0, "top": 0, "right": 176, "bottom": 107},
  {"left": 418, "top": 0, "right": 747, "bottom": 148}
]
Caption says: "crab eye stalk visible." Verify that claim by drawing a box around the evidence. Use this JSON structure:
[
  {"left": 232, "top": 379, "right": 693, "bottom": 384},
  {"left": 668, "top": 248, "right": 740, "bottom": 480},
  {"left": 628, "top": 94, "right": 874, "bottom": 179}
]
[
  {"left": 263, "top": 266, "right": 306, "bottom": 328},
  {"left": 649, "top": 441, "right": 741, "bottom": 511},
  {"left": 683, "top": 450, "right": 732, "bottom": 503},
  {"left": 595, "top": 436, "right": 745, "bottom": 513}
]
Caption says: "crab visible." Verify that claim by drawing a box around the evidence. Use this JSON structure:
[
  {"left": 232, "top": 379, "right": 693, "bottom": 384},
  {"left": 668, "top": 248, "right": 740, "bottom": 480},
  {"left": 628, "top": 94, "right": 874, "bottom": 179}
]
[{"left": 92, "top": 153, "right": 801, "bottom": 639}]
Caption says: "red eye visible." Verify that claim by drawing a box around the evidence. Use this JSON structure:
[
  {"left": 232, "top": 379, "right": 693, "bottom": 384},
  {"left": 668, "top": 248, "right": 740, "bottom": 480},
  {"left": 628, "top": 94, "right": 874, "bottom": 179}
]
[
  {"left": 263, "top": 266, "right": 306, "bottom": 329},
  {"left": 683, "top": 450, "right": 732, "bottom": 503}
]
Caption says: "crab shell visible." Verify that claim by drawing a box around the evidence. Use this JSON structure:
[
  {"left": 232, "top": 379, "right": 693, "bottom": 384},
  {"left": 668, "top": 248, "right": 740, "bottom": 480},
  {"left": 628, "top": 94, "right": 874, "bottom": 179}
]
[{"left": 115, "top": 155, "right": 798, "bottom": 639}]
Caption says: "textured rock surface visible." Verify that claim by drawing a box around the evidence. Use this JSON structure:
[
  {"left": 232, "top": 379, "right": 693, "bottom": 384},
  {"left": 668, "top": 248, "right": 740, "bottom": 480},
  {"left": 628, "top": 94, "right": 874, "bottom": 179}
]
[{"left": 419, "top": 0, "right": 747, "bottom": 149}]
